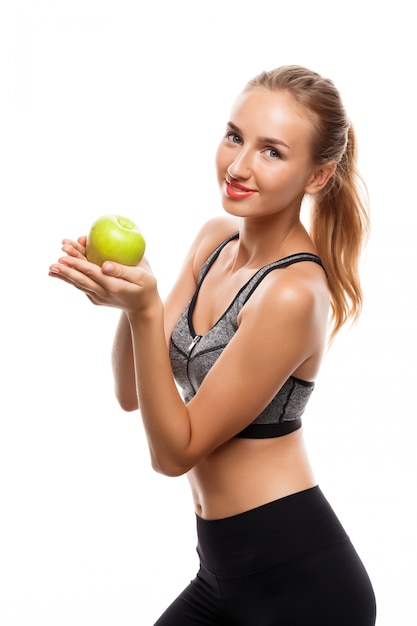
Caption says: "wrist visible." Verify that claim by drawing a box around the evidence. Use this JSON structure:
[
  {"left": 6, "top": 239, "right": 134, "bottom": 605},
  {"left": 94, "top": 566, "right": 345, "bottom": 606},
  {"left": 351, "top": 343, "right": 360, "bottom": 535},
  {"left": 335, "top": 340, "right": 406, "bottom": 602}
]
[{"left": 126, "top": 298, "right": 164, "bottom": 326}]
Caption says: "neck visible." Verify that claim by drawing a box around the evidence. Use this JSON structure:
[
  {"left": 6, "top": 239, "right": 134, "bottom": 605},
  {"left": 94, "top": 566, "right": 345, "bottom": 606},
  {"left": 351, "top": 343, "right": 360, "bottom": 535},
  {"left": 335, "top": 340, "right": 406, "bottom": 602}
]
[{"left": 232, "top": 214, "right": 312, "bottom": 269}]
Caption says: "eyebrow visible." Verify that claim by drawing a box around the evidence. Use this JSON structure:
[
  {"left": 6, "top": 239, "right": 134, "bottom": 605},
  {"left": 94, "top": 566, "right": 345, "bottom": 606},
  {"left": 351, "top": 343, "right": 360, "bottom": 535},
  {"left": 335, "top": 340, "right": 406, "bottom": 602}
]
[{"left": 227, "top": 121, "right": 290, "bottom": 150}]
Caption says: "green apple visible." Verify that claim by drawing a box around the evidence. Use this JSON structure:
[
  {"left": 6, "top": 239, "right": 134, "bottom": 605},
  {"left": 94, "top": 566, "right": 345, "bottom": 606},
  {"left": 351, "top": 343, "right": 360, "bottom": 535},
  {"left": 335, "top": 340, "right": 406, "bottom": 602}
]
[{"left": 86, "top": 214, "right": 146, "bottom": 266}]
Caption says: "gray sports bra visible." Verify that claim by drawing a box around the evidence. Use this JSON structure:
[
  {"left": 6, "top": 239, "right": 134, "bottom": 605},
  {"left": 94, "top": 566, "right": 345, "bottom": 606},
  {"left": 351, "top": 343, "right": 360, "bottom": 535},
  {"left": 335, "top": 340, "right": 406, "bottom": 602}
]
[{"left": 169, "top": 232, "right": 325, "bottom": 439}]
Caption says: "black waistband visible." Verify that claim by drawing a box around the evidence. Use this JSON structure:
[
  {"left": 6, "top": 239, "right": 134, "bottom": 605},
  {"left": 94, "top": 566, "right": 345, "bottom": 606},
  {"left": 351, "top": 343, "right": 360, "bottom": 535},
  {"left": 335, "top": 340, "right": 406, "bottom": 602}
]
[{"left": 196, "top": 486, "right": 348, "bottom": 577}]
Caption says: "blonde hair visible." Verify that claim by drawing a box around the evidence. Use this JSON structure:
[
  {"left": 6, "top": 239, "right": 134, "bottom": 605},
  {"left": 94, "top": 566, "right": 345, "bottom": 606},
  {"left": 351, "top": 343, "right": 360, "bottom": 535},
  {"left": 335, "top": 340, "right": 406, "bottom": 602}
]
[{"left": 247, "top": 65, "right": 370, "bottom": 341}]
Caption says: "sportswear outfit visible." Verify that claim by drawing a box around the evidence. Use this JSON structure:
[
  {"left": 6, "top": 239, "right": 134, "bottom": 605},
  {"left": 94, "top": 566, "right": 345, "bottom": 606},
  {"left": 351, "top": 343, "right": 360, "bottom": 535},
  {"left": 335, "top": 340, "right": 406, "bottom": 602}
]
[{"left": 155, "top": 233, "right": 376, "bottom": 625}]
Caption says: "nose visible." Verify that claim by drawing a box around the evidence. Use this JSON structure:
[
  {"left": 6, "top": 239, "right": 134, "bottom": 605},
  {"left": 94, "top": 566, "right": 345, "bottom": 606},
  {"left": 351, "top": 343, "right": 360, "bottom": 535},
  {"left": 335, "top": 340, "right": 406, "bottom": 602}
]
[{"left": 227, "top": 148, "right": 252, "bottom": 180}]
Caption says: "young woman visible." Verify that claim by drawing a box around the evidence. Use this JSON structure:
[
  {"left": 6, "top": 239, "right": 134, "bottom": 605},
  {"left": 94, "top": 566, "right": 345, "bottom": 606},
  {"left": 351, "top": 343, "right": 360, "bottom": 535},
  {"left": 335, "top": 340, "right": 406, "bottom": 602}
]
[{"left": 50, "top": 65, "right": 377, "bottom": 625}]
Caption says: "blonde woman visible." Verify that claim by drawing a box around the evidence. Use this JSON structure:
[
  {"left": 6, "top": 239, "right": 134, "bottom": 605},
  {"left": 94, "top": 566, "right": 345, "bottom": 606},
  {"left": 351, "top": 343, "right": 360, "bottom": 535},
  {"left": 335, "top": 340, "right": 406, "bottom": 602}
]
[{"left": 50, "top": 65, "right": 376, "bottom": 625}]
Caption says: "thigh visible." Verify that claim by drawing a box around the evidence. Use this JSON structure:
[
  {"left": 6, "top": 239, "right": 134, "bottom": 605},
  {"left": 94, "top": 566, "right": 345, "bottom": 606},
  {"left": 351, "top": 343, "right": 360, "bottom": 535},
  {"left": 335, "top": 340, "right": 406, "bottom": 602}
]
[
  {"left": 298, "top": 539, "right": 376, "bottom": 626},
  {"left": 153, "top": 565, "right": 231, "bottom": 626},
  {"left": 217, "top": 539, "right": 376, "bottom": 626}
]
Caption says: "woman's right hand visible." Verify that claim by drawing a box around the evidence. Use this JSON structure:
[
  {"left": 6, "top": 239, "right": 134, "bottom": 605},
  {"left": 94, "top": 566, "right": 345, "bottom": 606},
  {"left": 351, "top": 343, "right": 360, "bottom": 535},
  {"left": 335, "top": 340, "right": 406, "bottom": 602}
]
[
  {"left": 49, "top": 237, "right": 161, "bottom": 318},
  {"left": 61, "top": 235, "right": 88, "bottom": 261}
]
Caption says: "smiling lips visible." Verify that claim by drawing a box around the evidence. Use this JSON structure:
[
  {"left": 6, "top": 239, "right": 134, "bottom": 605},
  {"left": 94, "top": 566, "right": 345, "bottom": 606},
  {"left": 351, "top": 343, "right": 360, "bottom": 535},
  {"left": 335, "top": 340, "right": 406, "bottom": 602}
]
[{"left": 225, "top": 177, "right": 256, "bottom": 199}]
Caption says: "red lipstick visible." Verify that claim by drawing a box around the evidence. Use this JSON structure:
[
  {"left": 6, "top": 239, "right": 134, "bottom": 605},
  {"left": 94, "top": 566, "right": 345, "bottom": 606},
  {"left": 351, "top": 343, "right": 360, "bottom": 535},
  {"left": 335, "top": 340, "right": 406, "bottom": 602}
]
[{"left": 224, "top": 178, "right": 256, "bottom": 199}]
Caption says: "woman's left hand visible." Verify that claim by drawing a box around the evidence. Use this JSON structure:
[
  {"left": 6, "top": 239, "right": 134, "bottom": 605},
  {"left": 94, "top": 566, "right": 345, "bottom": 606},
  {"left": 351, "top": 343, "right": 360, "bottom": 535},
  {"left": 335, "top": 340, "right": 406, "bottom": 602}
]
[{"left": 49, "top": 238, "right": 159, "bottom": 316}]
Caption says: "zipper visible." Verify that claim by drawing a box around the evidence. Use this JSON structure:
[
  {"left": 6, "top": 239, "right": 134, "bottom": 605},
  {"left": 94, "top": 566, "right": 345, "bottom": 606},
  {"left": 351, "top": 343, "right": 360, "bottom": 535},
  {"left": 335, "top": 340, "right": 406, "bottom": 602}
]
[
  {"left": 187, "top": 334, "right": 202, "bottom": 395},
  {"left": 188, "top": 334, "right": 202, "bottom": 352}
]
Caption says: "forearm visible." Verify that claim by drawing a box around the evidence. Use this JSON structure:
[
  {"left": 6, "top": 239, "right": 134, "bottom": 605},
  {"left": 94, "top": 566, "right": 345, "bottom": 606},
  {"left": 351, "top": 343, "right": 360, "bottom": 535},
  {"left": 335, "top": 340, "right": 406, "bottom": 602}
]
[
  {"left": 112, "top": 312, "right": 139, "bottom": 411},
  {"left": 127, "top": 305, "right": 192, "bottom": 476}
]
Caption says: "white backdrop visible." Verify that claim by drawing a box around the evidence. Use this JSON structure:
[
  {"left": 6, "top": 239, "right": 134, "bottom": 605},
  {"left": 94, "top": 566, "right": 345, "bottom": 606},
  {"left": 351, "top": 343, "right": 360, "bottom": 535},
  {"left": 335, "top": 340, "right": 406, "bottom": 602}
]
[{"left": 1, "top": 1, "right": 415, "bottom": 624}]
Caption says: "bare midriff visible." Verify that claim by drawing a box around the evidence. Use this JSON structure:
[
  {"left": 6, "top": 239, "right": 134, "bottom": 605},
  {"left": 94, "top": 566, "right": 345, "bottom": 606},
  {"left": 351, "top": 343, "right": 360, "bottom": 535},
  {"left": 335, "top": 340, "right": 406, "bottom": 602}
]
[{"left": 187, "top": 428, "right": 316, "bottom": 520}]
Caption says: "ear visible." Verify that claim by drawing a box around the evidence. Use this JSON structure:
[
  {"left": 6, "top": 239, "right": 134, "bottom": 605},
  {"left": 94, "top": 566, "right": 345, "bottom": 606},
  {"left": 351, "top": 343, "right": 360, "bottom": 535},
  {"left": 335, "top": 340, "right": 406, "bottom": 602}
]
[{"left": 305, "top": 161, "right": 336, "bottom": 195}]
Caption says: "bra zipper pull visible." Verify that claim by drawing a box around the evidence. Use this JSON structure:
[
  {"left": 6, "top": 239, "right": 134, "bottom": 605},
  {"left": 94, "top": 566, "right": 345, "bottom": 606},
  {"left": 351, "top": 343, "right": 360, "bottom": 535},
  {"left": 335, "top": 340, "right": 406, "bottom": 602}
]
[{"left": 188, "top": 335, "right": 201, "bottom": 352}]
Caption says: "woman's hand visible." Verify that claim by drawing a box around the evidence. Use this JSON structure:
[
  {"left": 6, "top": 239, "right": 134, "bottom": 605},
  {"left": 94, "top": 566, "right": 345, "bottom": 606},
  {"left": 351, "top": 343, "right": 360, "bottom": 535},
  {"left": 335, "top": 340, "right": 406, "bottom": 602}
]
[
  {"left": 61, "top": 235, "right": 88, "bottom": 260},
  {"left": 49, "top": 237, "right": 159, "bottom": 316}
]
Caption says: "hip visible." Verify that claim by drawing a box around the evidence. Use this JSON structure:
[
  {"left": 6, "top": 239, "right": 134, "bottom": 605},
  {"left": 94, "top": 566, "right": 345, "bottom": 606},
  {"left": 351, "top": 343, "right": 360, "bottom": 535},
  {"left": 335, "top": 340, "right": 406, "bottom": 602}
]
[{"left": 196, "top": 485, "right": 349, "bottom": 577}]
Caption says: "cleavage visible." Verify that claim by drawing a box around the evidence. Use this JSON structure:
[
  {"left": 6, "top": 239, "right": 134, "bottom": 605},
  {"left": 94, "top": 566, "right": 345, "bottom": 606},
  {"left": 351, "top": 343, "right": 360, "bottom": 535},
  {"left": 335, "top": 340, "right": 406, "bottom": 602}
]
[{"left": 191, "top": 263, "right": 255, "bottom": 336}]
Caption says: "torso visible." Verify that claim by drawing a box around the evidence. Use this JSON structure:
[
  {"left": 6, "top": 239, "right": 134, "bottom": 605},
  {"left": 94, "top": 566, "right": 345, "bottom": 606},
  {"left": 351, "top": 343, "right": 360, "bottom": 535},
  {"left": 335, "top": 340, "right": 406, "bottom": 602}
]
[
  {"left": 167, "top": 218, "right": 328, "bottom": 520},
  {"left": 188, "top": 430, "right": 317, "bottom": 519}
]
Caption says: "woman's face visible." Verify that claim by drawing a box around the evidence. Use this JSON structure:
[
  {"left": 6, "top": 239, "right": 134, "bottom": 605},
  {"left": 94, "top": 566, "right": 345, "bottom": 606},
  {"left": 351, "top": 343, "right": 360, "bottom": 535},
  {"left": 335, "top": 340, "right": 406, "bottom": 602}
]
[{"left": 215, "top": 87, "right": 319, "bottom": 220}]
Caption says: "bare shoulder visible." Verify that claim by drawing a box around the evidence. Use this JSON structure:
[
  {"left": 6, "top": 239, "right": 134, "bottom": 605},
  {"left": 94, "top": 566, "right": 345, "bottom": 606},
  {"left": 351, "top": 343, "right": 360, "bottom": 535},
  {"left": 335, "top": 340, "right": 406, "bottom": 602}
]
[
  {"left": 163, "top": 216, "right": 239, "bottom": 340},
  {"left": 239, "top": 260, "right": 329, "bottom": 368},
  {"left": 190, "top": 216, "right": 240, "bottom": 279},
  {"left": 254, "top": 260, "right": 329, "bottom": 321}
]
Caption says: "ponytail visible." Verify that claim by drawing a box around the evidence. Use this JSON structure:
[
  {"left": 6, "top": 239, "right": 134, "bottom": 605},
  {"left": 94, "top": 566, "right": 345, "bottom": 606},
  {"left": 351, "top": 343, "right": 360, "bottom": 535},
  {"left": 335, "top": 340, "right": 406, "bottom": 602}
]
[
  {"left": 310, "top": 125, "right": 370, "bottom": 342},
  {"left": 246, "top": 66, "right": 370, "bottom": 341}
]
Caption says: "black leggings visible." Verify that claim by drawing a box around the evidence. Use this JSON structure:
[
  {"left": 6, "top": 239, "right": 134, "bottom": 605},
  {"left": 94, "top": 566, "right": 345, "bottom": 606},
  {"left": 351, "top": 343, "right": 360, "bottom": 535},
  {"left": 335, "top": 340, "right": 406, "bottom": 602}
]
[{"left": 154, "top": 487, "right": 376, "bottom": 625}]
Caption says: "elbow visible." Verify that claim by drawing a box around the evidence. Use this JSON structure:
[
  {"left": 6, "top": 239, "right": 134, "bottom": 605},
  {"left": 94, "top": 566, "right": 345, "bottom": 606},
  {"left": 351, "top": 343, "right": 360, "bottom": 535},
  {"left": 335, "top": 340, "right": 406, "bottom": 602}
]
[
  {"left": 150, "top": 453, "right": 192, "bottom": 478},
  {"left": 118, "top": 398, "right": 139, "bottom": 412},
  {"left": 114, "top": 388, "right": 139, "bottom": 413}
]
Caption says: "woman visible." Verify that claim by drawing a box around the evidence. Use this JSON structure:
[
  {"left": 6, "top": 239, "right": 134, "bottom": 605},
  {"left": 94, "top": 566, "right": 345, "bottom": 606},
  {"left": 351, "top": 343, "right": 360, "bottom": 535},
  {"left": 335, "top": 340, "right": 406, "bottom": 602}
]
[{"left": 50, "top": 65, "right": 376, "bottom": 625}]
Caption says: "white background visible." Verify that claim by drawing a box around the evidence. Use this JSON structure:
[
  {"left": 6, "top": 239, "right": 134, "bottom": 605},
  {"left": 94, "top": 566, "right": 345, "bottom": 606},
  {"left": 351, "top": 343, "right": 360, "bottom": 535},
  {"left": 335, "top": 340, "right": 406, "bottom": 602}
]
[{"left": 1, "top": 1, "right": 415, "bottom": 624}]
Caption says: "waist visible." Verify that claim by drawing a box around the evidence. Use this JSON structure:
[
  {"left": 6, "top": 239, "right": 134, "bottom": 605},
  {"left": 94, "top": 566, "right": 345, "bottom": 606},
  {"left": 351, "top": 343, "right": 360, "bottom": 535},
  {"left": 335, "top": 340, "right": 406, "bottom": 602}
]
[
  {"left": 188, "top": 430, "right": 315, "bottom": 519},
  {"left": 196, "top": 486, "right": 349, "bottom": 577}
]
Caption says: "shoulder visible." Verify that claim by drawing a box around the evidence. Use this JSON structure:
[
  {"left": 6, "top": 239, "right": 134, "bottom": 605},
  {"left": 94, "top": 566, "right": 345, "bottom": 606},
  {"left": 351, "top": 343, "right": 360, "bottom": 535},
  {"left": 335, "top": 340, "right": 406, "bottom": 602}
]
[
  {"left": 190, "top": 216, "right": 240, "bottom": 281},
  {"left": 261, "top": 259, "right": 328, "bottom": 316},
  {"left": 163, "top": 217, "right": 239, "bottom": 338},
  {"left": 240, "top": 260, "right": 329, "bottom": 351}
]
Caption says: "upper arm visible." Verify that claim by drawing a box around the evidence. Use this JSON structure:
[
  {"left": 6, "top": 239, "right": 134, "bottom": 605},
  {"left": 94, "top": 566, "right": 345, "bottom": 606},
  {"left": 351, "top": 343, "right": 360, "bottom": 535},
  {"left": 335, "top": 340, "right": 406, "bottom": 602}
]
[{"left": 184, "top": 272, "right": 328, "bottom": 460}]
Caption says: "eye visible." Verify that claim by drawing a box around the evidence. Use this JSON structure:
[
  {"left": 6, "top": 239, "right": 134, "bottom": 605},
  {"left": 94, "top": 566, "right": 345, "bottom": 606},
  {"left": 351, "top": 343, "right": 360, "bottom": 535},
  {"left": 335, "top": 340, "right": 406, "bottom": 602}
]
[
  {"left": 264, "top": 147, "right": 281, "bottom": 159},
  {"left": 225, "top": 132, "right": 242, "bottom": 145}
]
